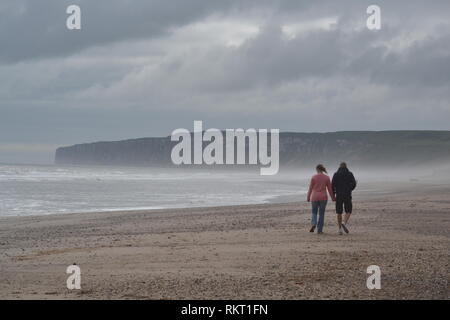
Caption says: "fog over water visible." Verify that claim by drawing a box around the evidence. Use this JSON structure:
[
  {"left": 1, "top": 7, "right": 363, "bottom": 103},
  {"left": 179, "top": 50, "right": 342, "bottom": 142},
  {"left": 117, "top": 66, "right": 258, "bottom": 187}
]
[{"left": 0, "top": 163, "right": 447, "bottom": 217}]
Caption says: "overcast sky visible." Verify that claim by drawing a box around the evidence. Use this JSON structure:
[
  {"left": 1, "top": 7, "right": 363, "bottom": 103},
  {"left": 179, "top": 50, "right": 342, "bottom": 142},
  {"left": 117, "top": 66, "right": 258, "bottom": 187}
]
[{"left": 1, "top": 0, "right": 450, "bottom": 163}]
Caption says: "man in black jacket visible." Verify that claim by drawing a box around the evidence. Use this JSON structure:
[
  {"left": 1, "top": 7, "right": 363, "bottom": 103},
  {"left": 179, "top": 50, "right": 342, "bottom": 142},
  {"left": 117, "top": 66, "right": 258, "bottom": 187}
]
[{"left": 332, "top": 162, "right": 357, "bottom": 235}]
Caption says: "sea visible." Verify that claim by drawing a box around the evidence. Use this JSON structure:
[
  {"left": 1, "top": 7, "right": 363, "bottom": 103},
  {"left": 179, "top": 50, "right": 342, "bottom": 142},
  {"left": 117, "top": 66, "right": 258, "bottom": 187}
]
[{"left": 0, "top": 164, "right": 306, "bottom": 217}]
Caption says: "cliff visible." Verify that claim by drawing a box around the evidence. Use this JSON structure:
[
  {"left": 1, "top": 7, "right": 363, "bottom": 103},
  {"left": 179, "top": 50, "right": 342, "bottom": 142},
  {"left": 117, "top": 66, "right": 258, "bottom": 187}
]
[{"left": 55, "top": 131, "right": 450, "bottom": 167}]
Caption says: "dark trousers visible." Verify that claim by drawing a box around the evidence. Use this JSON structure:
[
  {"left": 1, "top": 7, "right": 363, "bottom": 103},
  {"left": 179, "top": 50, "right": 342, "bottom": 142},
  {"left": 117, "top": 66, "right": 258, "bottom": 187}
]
[{"left": 336, "top": 194, "right": 352, "bottom": 214}]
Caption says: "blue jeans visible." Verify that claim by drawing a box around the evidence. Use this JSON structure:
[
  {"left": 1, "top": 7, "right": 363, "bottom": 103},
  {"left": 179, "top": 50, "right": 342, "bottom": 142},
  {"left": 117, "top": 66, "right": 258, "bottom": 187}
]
[{"left": 311, "top": 200, "right": 327, "bottom": 232}]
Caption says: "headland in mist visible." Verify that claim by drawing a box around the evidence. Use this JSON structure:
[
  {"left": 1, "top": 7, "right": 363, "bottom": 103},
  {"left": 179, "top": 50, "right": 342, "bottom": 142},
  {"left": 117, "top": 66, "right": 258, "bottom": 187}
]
[{"left": 55, "top": 131, "right": 450, "bottom": 168}]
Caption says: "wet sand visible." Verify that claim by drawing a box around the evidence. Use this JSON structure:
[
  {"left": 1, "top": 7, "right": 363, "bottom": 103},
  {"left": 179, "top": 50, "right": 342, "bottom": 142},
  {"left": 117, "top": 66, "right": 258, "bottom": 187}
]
[{"left": 0, "top": 182, "right": 449, "bottom": 299}]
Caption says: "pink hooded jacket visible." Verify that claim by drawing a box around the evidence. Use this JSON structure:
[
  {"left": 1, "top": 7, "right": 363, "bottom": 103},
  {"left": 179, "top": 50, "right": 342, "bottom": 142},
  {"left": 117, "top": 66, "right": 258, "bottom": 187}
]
[{"left": 307, "top": 173, "right": 336, "bottom": 202}]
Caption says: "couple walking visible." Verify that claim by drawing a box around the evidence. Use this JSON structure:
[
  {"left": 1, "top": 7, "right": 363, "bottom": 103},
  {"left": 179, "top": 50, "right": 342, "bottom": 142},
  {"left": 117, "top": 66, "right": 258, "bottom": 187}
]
[{"left": 306, "top": 162, "right": 356, "bottom": 235}]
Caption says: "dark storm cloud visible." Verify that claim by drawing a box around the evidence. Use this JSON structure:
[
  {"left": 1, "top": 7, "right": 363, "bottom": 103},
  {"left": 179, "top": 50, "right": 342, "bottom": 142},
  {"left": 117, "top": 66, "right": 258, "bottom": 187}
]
[
  {"left": 352, "top": 33, "right": 450, "bottom": 87},
  {"left": 0, "top": 0, "right": 239, "bottom": 63},
  {"left": 2, "top": 0, "right": 447, "bottom": 64},
  {"left": 214, "top": 25, "right": 450, "bottom": 90}
]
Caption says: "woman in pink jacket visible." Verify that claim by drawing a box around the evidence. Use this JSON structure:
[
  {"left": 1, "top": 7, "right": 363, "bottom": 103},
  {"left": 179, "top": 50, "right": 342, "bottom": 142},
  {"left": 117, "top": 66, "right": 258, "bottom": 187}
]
[{"left": 307, "top": 164, "right": 336, "bottom": 234}]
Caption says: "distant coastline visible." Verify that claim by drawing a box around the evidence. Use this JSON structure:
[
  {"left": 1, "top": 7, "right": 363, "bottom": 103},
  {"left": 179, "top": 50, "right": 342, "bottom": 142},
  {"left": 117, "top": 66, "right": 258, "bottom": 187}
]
[{"left": 55, "top": 130, "right": 450, "bottom": 168}]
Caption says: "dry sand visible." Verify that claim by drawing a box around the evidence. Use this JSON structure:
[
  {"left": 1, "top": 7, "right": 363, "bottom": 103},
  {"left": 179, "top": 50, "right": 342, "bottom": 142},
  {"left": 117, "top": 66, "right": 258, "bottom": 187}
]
[{"left": 0, "top": 182, "right": 449, "bottom": 299}]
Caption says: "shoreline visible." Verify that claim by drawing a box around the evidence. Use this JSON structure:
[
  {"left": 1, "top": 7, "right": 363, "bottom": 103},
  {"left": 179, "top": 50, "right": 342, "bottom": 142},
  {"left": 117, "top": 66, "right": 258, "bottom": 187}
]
[
  {"left": 0, "top": 181, "right": 449, "bottom": 299},
  {"left": 0, "top": 179, "right": 446, "bottom": 220}
]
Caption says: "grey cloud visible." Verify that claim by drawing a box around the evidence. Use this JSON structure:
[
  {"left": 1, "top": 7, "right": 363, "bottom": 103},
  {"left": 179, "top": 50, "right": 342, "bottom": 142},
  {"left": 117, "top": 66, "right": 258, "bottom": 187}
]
[
  {"left": 128, "top": 22, "right": 450, "bottom": 94},
  {"left": 0, "top": 0, "right": 239, "bottom": 64},
  {"left": 3, "top": 0, "right": 449, "bottom": 64}
]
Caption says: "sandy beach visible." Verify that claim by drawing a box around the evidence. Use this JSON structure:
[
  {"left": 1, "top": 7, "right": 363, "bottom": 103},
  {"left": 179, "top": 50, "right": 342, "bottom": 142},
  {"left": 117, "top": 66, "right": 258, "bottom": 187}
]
[{"left": 0, "top": 181, "right": 449, "bottom": 300}]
